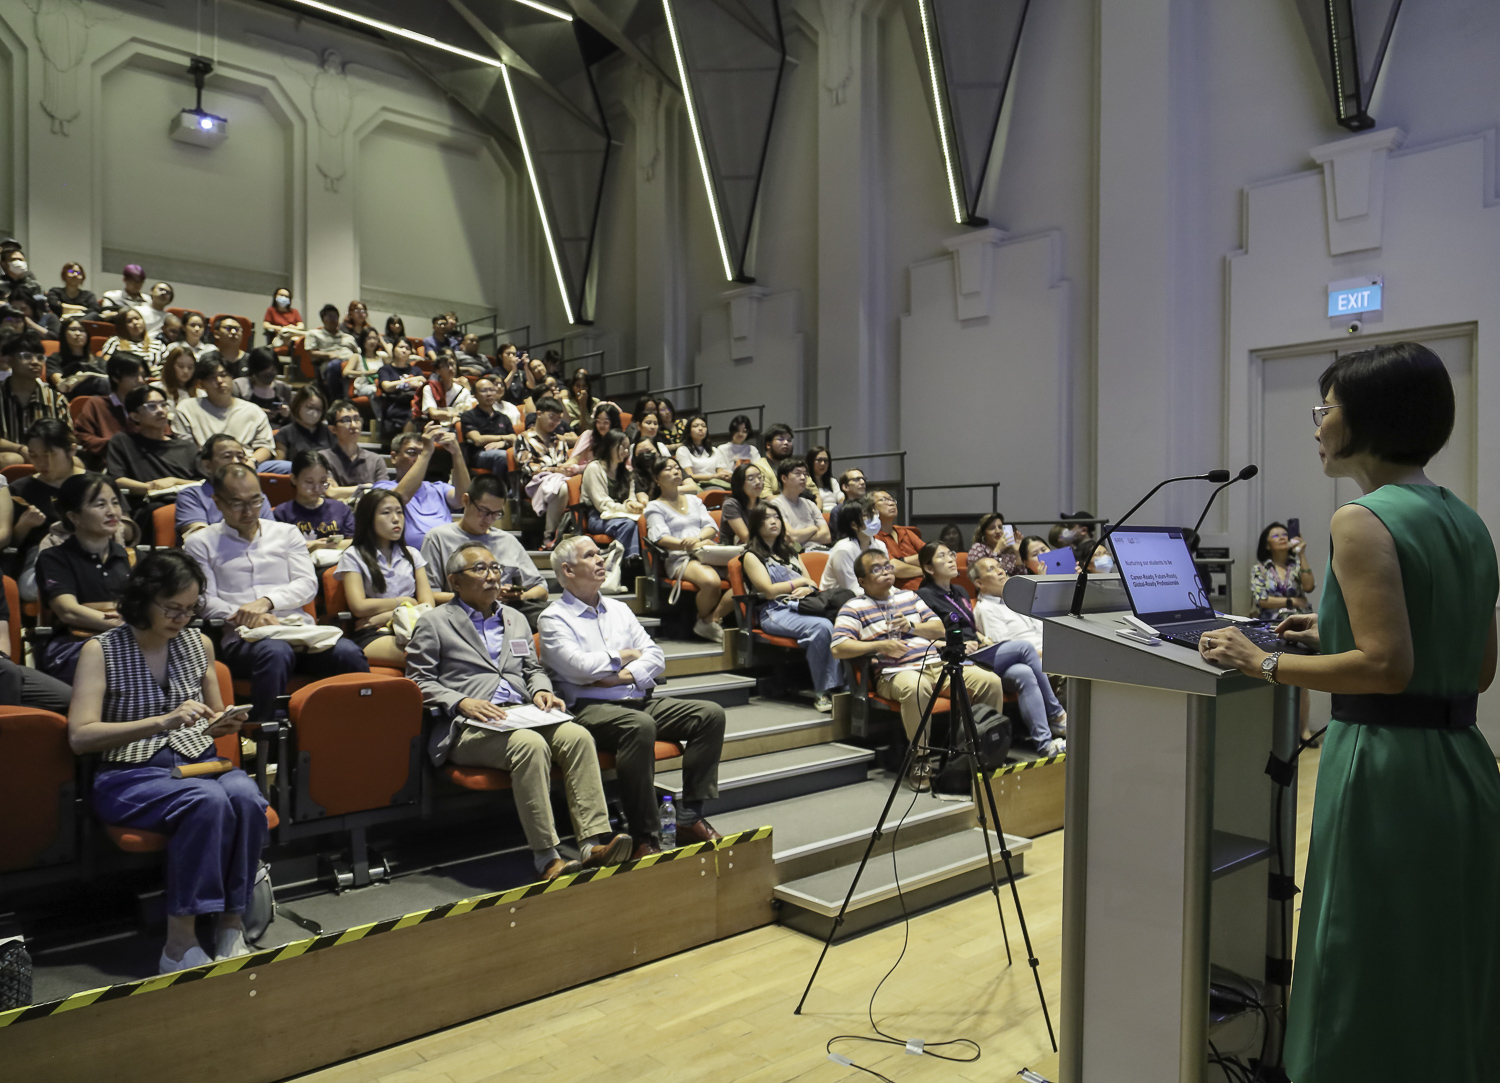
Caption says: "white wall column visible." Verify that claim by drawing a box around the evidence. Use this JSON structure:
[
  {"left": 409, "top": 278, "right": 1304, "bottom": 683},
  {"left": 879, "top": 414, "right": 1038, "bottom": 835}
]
[{"left": 624, "top": 71, "right": 686, "bottom": 388}]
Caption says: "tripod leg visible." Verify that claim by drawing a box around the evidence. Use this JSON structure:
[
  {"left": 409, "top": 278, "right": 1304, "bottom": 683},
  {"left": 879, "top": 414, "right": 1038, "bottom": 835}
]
[
  {"left": 957, "top": 667, "right": 1058, "bottom": 1053},
  {"left": 951, "top": 672, "right": 1013, "bottom": 965},
  {"left": 793, "top": 667, "right": 948, "bottom": 1015}
]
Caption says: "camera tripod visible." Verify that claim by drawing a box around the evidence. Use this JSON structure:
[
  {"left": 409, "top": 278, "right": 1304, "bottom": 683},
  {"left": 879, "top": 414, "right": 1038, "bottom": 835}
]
[{"left": 793, "top": 626, "right": 1057, "bottom": 1054}]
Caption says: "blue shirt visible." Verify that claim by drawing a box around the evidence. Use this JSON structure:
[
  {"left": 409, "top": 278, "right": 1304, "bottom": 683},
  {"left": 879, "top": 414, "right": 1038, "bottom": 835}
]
[
  {"left": 455, "top": 597, "right": 523, "bottom": 706},
  {"left": 374, "top": 478, "right": 455, "bottom": 548},
  {"left": 175, "top": 480, "right": 273, "bottom": 536}
]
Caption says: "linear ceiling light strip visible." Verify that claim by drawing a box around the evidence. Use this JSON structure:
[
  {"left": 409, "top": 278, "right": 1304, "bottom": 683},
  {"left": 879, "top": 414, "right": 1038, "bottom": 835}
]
[
  {"left": 502, "top": 65, "right": 576, "bottom": 324},
  {"left": 278, "top": 0, "right": 504, "bottom": 66},
  {"left": 661, "top": 0, "right": 735, "bottom": 281},
  {"left": 918, "top": 0, "right": 964, "bottom": 224},
  {"left": 511, "top": 0, "right": 574, "bottom": 20}
]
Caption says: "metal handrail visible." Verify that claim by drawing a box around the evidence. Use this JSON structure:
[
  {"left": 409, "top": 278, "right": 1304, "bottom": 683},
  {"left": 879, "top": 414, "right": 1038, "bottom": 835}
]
[
  {"left": 791, "top": 424, "right": 832, "bottom": 453},
  {"left": 455, "top": 316, "right": 530, "bottom": 351},
  {"left": 831, "top": 449, "right": 907, "bottom": 517},
  {"left": 905, "top": 482, "right": 1001, "bottom": 523},
  {"left": 699, "top": 404, "right": 765, "bottom": 436},
  {"left": 650, "top": 383, "right": 704, "bottom": 414},
  {"left": 592, "top": 366, "right": 651, "bottom": 398}
]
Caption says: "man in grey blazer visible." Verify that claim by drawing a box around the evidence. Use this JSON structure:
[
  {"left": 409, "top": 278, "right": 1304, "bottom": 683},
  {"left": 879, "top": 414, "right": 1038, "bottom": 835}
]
[{"left": 406, "top": 543, "right": 633, "bottom": 880}]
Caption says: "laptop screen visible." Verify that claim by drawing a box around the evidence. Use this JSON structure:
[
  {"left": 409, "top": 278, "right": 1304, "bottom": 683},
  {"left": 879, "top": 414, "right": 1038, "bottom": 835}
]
[{"left": 1106, "top": 527, "right": 1215, "bottom": 625}]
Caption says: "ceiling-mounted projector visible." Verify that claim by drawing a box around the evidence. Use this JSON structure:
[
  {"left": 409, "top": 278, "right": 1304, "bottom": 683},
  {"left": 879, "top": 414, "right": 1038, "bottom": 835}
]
[{"left": 169, "top": 56, "right": 227, "bottom": 147}]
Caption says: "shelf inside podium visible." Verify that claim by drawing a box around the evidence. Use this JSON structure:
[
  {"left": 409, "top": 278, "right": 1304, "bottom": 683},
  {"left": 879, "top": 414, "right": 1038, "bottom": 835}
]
[{"left": 1211, "top": 830, "right": 1272, "bottom": 880}]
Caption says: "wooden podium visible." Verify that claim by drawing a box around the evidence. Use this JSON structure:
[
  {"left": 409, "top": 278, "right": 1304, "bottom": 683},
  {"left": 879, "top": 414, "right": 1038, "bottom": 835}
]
[{"left": 1009, "top": 575, "right": 1298, "bottom": 1082}]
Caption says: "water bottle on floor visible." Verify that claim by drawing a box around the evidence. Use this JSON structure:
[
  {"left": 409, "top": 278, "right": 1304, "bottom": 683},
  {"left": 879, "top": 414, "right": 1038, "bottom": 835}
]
[{"left": 659, "top": 794, "right": 677, "bottom": 850}]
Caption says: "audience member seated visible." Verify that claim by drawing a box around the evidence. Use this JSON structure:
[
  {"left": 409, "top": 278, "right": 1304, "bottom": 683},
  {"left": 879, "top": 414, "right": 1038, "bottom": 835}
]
[
  {"left": 177, "top": 310, "right": 215, "bottom": 359},
  {"left": 521, "top": 396, "right": 579, "bottom": 550},
  {"left": 453, "top": 332, "right": 491, "bottom": 379},
  {"left": 176, "top": 436, "right": 273, "bottom": 539},
  {"left": 1047, "top": 519, "right": 1090, "bottom": 551},
  {"left": 1018, "top": 535, "right": 1065, "bottom": 576},
  {"left": 409, "top": 542, "right": 631, "bottom": 878},
  {"left": 675, "top": 416, "right": 732, "bottom": 491},
  {"left": 156, "top": 311, "right": 182, "bottom": 348},
  {"left": 421, "top": 474, "right": 549, "bottom": 626},
  {"left": 319, "top": 399, "right": 390, "bottom": 499},
  {"left": 0, "top": 242, "right": 43, "bottom": 303},
  {"left": 752, "top": 422, "right": 796, "bottom": 496},
  {"left": 625, "top": 396, "right": 659, "bottom": 445},
  {"left": 0, "top": 563, "right": 69, "bottom": 712},
  {"left": 8, "top": 290, "right": 58, "bottom": 340},
  {"left": 152, "top": 344, "right": 200, "bottom": 421},
  {"left": 1076, "top": 540, "right": 1112, "bottom": 575},
  {"left": 342, "top": 328, "right": 386, "bottom": 404},
  {"left": 99, "top": 306, "right": 164, "bottom": 369},
  {"left": 721, "top": 415, "right": 760, "bottom": 467},
  {"left": 581, "top": 430, "right": 647, "bottom": 573},
  {"left": 49, "top": 316, "right": 107, "bottom": 399},
  {"left": 232, "top": 347, "right": 293, "bottom": 427},
  {"left": 262, "top": 287, "right": 304, "bottom": 348},
  {"left": 141, "top": 282, "right": 174, "bottom": 337},
  {"left": 376, "top": 339, "right": 425, "bottom": 443},
  {"left": 376, "top": 428, "right": 468, "bottom": 548},
  {"left": 937, "top": 522, "right": 965, "bottom": 552},
  {"left": 98, "top": 262, "right": 148, "bottom": 317},
  {"left": 423, "top": 312, "right": 458, "bottom": 355},
  {"left": 305, "top": 303, "right": 359, "bottom": 401},
  {"left": 971, "top": 555, "right": 1043, "bottom": 655},
  {"left": 184, "top": 462, "right": 369, "bottom": 719},
  {"left": 872, "top": 489, "right": 924, "bottom": 581},
  {"left": 459, "top": 375, "right": 516, "bottom": 476},
  {"left": 831, "top": 549, "right": 1008, "bottom": 790},
  {"left": 13, "top": 419, "right": 81, "bottom": 600},
  {"left": 69, "top": 550, "right": 264, "bottom": 973},
  {"left": 630, "top": 409, "right": 672, "bottom": 469},
  {"left": 567, "top": 403, "right": 622, "bottom": 472},
  {"left": 382, "top": 314, "right": 407, "bottom": 348},
  {"left": 969, "top": 512, "right": 1021, "bottom": 575},
  {"left": 107, "top": 386, "right": 200, "bottom": 537},
  {"left": 337, "top": 488, "right": 433, "bottom": 668},
  {"left": 806, "top": 445, "right": 839, "bottom": 512},
  {"left": 46, "top": 260, "right": 97, "bottom": 318},
  {"left": 838, "top": 468, "right": 867, "bottom": 503},
  {"left": 916, "top": 544, "right": 1064, "bottom": 754},
  {"left": 495, "top": 342, "right": 531, "bottom": 407},
  {"left": 175, "top": 357, "right": 285, "bottom": 471},
  {"left": 1250, "top": 521, "right": 1315, "bottom": 617},
  {"left": 36, "top": 473, "right": 133, "bottom": 684},
  {"left": 770, "top": 458, "right": 831, "bottom": 551},
  {"left": 200, "top": 315, "right": 249, "bottom": 378},
  {"left": 655, "top": 396, "right": 686, "bottom": 446},
  {"left": 273, "top": 450, "right": 354, "bottom": 563},
  {"left": 419, "top": 351, "right": 473, "bottom": 424},
  {"left": 0, "top": 331, "right": 67, "bottom": 466},
  {"left": 563, "top": 370, "right": 594, "bottom": 433},
  {"left": 274, "top": 386, "right": 333, "bottom": 463},
  {"left": 339, "top": 299, "right": 372, "bottom": 341},
  {"left": 821, "top": 497, "right": 884, "bottom": 596},
  {"left": 742, "top": 505, "right": 842, "bottom": 712},
  {"left": 73, "top": 354, "right": 145, "bottom": 470},
  {"left": 718, "top": 462, "right": 764, "bottom": 544},
  {"left": 542, "top": 536, "right": 725, "bottom": 857},
  {"left": 645, "top": 458, "right": 731, "bottom": 643}
]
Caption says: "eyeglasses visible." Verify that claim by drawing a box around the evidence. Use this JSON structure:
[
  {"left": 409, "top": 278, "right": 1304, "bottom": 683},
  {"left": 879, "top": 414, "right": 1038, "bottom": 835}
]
[
  {"left": 154, "top": 599, "right": 200, "bottom": 620},
  {"left": 462, "top": 563, "right": 504, "bottom": 577},
  {"left": 867, "top": 563, "right": 895, "bottom": 575},
  {"left": 1312, "top": 404, "right": 1340, "bottom": 427},
  {"left": 472, "top": 504, "right": 505, "bottom": 521},
  {"left": 219, "top": 498, "right": 262, "bottom": 512},
  {"left": 334, "top": 415, "right": 361, "bottom": 426}
]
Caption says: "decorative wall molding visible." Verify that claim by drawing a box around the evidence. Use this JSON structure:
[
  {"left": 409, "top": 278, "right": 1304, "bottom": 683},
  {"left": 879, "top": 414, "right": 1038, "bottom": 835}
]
[
  {"left": 33, "top": 0, "right": 91, "bottom": 136},
  {"left": 1308, "top": 126, "right": 1405, "bottom": 255},
  {"left": 724, "top": 284, "right": 770, "bottom": 360},
  {"left": 625, "top": 70, "right": 663, "bottom": 182},
  {"left": 943, "top": 226, "right": 1008, "bottom": 321},
  {"left": 818, "top": 0, "right": 856, "bottom": 105}
]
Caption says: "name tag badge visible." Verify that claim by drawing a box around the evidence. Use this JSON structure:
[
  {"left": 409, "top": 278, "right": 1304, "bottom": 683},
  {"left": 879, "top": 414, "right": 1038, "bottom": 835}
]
[{"left": 510, "top": 638, "right": 533, "bottom": 658}]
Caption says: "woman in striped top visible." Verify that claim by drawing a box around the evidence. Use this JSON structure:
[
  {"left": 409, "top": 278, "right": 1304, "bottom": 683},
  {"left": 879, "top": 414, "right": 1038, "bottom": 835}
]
[{"left": 69, "top": 551, "right": 267, "bottom": 974}]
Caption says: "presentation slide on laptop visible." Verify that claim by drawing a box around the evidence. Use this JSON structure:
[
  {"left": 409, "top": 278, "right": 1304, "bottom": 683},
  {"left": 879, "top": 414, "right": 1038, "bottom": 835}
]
[{"left": 1111, "top": 532, "right": 1203, "bottom": 615}]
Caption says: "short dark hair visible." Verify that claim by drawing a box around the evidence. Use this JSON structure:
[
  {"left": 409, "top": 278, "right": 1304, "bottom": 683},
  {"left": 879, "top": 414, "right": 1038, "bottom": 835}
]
[
  {"left": 831, "top": 497, "right": 875, "bottom": 542},
  {"left": 535, "top": 396, "right": 565, "bottom": 415},
  {"left": 328, "top": 398, "right": 360, "bottom": 422},
  {"left": 56, "top": 473, "right": 120, "bottom": 533},
  {"left": 199, "top": 432, "right": 243, "bottom": 464},
  {"left": 245, "top": 347, "right": 279, "bottom": 376},
  {"left": 765, "top": 422, "right": 793, "bottom": 447},
  {"left": 1318, "top": 342, "right": 1455, "bottom": 466},
  {"left": 854, "top": 547, "right": 888, "bottom": 582},
  {"left": 290, "top": 448, "right": 325, "bottom": 477},
  {"left": 776, "top": 456, "right": 807, "bottom": 482},
  {"left": 193, "top": 356, "right": 225, "bottom": 384},
  {"left": 0, "top": 330, "right": 42, "bottom": 359},
  {"left": 118, "top": 551, "right": 206, "bottom": 629},
  {"left": 25, "top": 417, "right": 74, "bottom": 452},
  {"left": 106, "top": 353, "right": 142, "bottom": 388},
  {"left": 1018, "top": 535, "right": 1049, "bottom": 567},
  {"left": 1256, "top": 522, "right": 1289, "bottom": 564},
  {"left": 210, "top": 313, "right": 242, "bottom": 335},
  {"left": 467, "top": 473, "right": 508, "bottom": 505},
  {"left": 320, "top": 303, "right": 339, "bottom": 319},
  {"left": 123, "top": 384, "right": 162, "bottom": 413}
]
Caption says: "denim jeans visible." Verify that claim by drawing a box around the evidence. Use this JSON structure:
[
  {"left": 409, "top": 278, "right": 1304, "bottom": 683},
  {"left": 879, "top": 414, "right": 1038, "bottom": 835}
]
[
  {"left": 972, "top": 639, "right": 1063, "bottom": 749},
  {"left": 759, "top": 602, "right": 842, "bottom": 694}
]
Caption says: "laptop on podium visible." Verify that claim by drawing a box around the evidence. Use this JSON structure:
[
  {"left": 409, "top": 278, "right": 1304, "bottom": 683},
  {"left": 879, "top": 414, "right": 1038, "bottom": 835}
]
[{"left": 1106, "top": 526, "right": 1286, "bottom": 651}]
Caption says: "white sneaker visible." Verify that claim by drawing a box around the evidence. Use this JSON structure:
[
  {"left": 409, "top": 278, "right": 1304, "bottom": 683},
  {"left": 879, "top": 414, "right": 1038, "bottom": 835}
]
[
  {"left": 812, "top": 694, "right": 834, "bottom": 713},
  {"left": 1049, "top": 711, "right": 1068, "bottom": 737},
  {"left": 159, "top": 944, "right": 214, "bottom": 973},
  {"left": 1044, "top": 737, "right": 1067, "bottom": 756},
  {"left": 214, "top": 928, "right": 251, "bottom": 960},
  {"left": 693, "top": 619, "right": 724, "bottom": 644}
]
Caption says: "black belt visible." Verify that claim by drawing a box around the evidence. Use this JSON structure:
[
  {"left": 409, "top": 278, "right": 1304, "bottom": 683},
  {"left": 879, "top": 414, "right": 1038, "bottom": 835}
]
[
  {"left": 1330, "top": 692, "right": 1478, "bottom": 730},
  {"left": 572, "top": 694, "right": 654, "bottom": 711}
]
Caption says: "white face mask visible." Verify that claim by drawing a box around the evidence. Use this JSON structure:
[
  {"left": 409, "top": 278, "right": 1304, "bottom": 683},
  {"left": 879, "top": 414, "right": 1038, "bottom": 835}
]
[
  {"left": 863, "top": 515, "right": 882, "bottom": 535},
  {"left": 7, "top": 260, "right": 25, "bottom": 275},
  {"left": 1093, "top": 555, "right": 1114, "bottom": 573},
  {"left": 275, "top": 296, "right": 290, "bottom": 308}
]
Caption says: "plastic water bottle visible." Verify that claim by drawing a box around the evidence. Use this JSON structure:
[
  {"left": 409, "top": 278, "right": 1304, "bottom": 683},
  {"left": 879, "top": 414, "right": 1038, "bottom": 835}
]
[{"left": 659, "top": 795, "right": 677, "bottom": 850}]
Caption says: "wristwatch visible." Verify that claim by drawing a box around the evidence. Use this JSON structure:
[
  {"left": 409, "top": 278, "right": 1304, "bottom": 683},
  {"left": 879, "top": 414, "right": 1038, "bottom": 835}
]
[{"left": 1261, "top": 652, "right": 1283, "bottom": 685}]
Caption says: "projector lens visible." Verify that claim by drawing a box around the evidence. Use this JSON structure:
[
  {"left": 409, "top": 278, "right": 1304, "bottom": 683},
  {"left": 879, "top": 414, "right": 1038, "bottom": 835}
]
[{"left": 199, "top": 116, "right": 214, "bottom": 130}]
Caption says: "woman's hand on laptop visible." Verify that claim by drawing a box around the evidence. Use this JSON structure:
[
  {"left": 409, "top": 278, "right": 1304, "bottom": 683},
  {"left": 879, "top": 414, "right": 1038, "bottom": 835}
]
[{"left": 1275, "top": 613, "right": 1320, "bottom": 651}]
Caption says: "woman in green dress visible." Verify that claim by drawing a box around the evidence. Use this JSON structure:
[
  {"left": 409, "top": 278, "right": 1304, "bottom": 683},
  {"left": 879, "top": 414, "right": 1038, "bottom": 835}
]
[{"left": 1200, "top": 341, "right": 1500, "bottom": 1082}]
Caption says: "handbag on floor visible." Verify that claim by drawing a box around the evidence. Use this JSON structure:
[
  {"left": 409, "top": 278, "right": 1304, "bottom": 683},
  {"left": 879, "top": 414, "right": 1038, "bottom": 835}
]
[
  {"left": 243, "top": 861, "right": 276, "bottom": 945},
  {"left": 0, "top": 937, "right": 32, "bottom": 1010},
  {"left": 932, "top": 704, "right": 1013, "bottom": 795}
]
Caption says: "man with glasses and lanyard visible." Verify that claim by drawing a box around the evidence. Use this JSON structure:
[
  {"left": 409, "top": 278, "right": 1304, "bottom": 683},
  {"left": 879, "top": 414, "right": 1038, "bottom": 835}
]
[
  {"left": 421, "top": 474, "right": 550, "bottom": 630},
  {"left": 184, "top": 463, "right": 369, "bottom": 719}
]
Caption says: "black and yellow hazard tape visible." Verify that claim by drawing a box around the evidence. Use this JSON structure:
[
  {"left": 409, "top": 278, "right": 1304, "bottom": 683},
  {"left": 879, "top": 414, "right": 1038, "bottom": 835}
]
[
  {"left": 0, "top": 825, "right": 772, "bottom": 1028},
  {"left": 985, "top": 751, "right": 1066, "bottom": 778}
]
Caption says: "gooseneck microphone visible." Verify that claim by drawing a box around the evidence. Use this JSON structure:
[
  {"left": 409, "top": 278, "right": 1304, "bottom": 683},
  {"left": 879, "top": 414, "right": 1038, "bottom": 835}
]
[
  {"left": 1190, "top": 464, "right": 1259, "bottom": 538},
  {"left": 1068, "top": 469, "right": 1233, "bottom": 617}
]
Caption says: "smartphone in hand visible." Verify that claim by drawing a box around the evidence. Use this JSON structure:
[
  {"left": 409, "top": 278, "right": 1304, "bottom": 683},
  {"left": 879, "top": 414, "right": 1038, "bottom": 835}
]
[{"left": 1287, "top": 517, "right": 1301, "bottom": 541}]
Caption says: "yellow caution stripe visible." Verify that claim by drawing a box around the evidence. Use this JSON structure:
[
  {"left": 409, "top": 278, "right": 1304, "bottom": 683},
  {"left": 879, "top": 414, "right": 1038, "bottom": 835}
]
[
  {"left": 0, "top": 825, "right": 772, "bottom": 1028},
  {"left": 986, "top": 752, "right": 1066, "bottom": 778}
]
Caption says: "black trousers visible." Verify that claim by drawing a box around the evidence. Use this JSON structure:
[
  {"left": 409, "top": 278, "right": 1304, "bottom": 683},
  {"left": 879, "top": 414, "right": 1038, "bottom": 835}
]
[
  {"left": 0, "top": 655, "right": 72, "bottom": 714},
  {"left": 571, "top": 696, "right": 726, "bottom": 845}
]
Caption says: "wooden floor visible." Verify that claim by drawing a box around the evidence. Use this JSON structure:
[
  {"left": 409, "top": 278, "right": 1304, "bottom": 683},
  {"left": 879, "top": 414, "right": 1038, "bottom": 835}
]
[{"left": 295, "top": 751, "right": 1323, "bottom": 1083}]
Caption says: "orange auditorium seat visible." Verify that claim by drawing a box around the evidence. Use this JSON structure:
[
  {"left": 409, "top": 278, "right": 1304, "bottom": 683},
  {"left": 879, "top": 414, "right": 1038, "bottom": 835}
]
[{"left": 0, "top": 707, "right": 75, "bottom": 871}]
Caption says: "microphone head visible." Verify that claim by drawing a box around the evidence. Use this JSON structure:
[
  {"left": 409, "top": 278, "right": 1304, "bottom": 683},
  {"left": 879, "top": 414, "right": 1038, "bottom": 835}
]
[
  {"left": 1238, "top": 464, "right": 1259, "bottom": 481},
  {"left": 1205, "top": 469, "right": 1231, "bottom": 483}
]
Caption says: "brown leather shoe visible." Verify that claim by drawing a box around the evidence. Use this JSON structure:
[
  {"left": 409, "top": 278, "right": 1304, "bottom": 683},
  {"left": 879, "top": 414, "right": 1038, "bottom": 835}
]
[
  {"left": 541, "top": 856, "right": 583, "bottom": 881},
  {"left": 581, "top": 833, "right": 633, "bottom": 869},
  {"left": 631, "top": 841, "right": 662, "bottom": 860},
  {"left": 676, "top": 818, "right": 722, "bottom": 845}
]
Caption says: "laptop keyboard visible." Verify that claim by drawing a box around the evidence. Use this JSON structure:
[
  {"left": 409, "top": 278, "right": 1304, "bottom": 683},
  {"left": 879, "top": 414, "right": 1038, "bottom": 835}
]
[{"left": 1158, "top": 622, "right": 1288, "bottom": 652}]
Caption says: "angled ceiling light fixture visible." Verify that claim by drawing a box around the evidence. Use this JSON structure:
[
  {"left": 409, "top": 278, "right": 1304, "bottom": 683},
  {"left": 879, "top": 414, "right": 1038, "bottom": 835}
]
[
  {"left": 501, "top": 64, "right": 577, "bottom": 325},
  {"left": 510, "top": 0, "right": 574, "bottom": 21},
  {"left": 275, "top": 0, "right": 504, "bottom": 66},
  {"left": 917, "top": 0, "right": 964, "bottom": 225},
  {"left": 660, "top": 0, "right": 736, "bottom": 282}
]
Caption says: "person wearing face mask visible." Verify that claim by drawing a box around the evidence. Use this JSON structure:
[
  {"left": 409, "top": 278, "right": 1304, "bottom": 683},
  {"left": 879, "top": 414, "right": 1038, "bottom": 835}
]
[
  {"left": 1, "top": 243, "right": 44, "bottom": 302},
  {"left": 261, "top": 288, "right": 304, "bottom": 348},
  {"left": 46, "top": 261, "right": 97, "bottom": 319},
  {"left": 0, "top": 331, "right": 69, "bottom": 467},
  {"left": 274, "top": 386, "right": 334, "bottom": 463},
  {"left": 1076, "top": 541, "right": 1114, "bottom": 575},
  {"left": 820, "top": 496, "right": 886, "bottom": 596}
]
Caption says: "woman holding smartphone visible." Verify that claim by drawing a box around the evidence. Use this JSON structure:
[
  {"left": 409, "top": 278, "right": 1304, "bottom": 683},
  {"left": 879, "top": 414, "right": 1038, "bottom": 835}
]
[
  {"left": 1200, "top": 343, "right": 1500, "bottom": 1082},
  {"left": 69, "top": 551, "right": 265, "bottom": 973}
]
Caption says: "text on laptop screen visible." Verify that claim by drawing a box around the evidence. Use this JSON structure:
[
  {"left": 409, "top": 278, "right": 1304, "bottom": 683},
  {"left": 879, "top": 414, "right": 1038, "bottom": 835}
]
[{"left": 1108, "top": 529, "right": 1212, "bottom": 620}]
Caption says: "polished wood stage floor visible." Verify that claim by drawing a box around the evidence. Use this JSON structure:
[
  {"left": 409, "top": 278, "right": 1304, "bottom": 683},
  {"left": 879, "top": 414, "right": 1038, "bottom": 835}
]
[{"left": 297, "top": 750, "right": 1322, "bottom": 1083}]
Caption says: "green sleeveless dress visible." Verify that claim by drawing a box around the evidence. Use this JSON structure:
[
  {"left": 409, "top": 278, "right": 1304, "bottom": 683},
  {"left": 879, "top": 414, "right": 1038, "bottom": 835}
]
[{"left": 1284, "top": 485, "right": 1500, "bottom": 1081}]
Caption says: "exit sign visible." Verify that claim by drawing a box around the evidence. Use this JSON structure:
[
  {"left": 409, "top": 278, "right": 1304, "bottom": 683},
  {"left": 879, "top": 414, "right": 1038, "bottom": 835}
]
[{"left": 1327, "top": 276, "right": 1383, "bottom": 318}]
